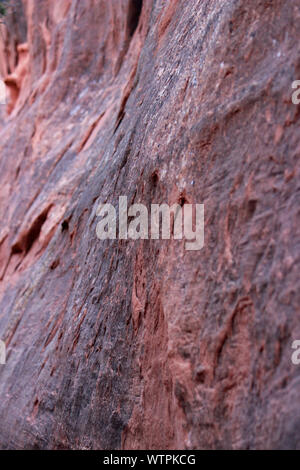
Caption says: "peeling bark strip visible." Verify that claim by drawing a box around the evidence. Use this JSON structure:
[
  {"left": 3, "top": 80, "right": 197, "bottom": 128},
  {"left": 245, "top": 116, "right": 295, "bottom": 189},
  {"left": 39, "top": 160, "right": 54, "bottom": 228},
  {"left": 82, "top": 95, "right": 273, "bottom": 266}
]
[{"left": 0, "top": 0, "right": 299, "bottom": 450}]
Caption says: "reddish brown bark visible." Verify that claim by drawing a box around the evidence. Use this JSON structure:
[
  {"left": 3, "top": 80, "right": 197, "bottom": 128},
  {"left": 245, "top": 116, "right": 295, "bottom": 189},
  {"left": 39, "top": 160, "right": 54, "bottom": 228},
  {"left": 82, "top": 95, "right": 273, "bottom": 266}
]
[{"left": 0, "top": 0, "right": 299, "bottom": 449}]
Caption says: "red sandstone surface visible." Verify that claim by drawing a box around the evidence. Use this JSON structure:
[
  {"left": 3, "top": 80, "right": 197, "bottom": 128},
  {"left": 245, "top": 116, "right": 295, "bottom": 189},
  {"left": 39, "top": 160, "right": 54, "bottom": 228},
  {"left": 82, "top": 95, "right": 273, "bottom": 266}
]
[{"left": 0, "top": 0, "right": 299, "bottom": 449}]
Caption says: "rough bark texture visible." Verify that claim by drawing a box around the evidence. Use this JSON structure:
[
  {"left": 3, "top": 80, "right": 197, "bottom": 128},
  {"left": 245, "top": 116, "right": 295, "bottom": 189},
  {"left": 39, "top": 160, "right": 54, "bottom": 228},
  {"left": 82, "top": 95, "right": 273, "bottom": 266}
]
[{"left": 0, "top": 0, "right": 299, "bottom": 450}]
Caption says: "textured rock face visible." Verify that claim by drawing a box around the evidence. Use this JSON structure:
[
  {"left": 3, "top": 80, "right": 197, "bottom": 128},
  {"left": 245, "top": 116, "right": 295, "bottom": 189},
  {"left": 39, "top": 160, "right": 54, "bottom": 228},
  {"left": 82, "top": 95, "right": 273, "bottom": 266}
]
[{"left": 0, "top": 0, "right": 299, "bottom": 450}]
